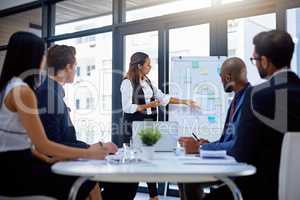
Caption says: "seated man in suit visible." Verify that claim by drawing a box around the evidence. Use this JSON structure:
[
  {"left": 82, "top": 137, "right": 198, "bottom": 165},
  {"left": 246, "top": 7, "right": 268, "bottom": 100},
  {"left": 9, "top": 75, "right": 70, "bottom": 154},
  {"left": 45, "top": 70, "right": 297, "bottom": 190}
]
[
  {"left": 178, "top": 57, "right": 251, "bottom": 200},
  {"left": 203, "top": 30, "right": 300, "bottom": 200},
  {"left": 36, "top": 45, "right": 138, "bottom": 200}
]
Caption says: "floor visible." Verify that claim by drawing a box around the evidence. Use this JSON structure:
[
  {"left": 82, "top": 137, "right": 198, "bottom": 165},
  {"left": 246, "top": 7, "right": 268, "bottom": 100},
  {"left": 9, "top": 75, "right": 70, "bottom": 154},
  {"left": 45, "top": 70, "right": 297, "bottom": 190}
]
[{"left": 134, "top": 193, "right": 179, "bottom": 200}]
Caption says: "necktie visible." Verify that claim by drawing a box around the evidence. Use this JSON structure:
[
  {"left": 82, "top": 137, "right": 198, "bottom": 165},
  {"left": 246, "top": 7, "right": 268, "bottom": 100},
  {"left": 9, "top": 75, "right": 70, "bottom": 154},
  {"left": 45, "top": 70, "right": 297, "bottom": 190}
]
[{"left": 229, "top": 97, "right": 237, "bottom": 121}]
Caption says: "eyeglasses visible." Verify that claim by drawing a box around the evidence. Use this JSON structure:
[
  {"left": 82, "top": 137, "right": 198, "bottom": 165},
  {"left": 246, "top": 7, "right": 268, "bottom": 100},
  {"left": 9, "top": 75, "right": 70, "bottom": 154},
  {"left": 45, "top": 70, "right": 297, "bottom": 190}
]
[{"left": 250, "top": 57, "right": 261, "bottom": 65}]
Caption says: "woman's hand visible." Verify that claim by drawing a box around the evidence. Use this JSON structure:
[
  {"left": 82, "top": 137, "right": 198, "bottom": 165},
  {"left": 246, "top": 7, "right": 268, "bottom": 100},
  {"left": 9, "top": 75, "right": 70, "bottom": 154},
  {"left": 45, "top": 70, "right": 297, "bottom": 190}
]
[
  {"left": 136, "top": 100, "right": 160, "bottom": 112},
  {"left": 184, "top": 99, "right": 199, "bottom": 108},
  {"left": 87, "top": 144, "right": 108, "bottom": 160},
  {"left": 148, "top": 100, "right": 160, "bottom": 108},
  {"left": 31, "top": 148, "right": 63, "bottom": 164},
  {"left": 102, "top": 142, "right": 118, "bottom": 154}
]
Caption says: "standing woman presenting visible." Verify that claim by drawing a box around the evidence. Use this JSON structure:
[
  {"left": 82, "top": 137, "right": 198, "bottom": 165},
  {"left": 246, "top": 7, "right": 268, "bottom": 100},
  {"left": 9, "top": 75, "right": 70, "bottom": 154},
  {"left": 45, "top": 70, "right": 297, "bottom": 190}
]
[{"left": 120, "top": 52, "right": 197, "bottom": 200}]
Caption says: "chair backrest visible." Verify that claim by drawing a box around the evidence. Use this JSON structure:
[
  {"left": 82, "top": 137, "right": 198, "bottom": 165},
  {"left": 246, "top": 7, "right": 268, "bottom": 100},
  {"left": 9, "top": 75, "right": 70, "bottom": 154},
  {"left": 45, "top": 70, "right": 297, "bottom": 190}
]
[{"left": 279, "top": 132, "right": 300, "bottom": 200}]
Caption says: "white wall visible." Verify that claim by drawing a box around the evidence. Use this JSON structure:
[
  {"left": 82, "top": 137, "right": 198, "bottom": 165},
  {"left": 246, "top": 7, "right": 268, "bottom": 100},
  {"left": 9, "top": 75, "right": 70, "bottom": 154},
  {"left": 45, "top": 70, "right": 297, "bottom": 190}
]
[{"left": 0, "top": 0, "right": 36, "bottom": 11}]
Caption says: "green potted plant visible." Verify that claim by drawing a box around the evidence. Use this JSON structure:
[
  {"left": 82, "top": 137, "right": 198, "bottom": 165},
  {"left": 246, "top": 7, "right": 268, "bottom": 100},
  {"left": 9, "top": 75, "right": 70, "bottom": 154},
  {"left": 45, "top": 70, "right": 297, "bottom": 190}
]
[{"left": 138, "top": 128, "right": 161, "bottom": 159}]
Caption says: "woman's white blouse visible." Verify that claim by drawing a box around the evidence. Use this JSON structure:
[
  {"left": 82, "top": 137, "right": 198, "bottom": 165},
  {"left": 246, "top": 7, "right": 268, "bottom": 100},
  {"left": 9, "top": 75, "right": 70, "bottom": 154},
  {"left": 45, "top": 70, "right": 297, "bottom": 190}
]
[
  {"left": 120, "top": 79, "right": 171, "bottom": 114},
  {"left": 0, "top": 77, "right": 31, "bottom": 152}
]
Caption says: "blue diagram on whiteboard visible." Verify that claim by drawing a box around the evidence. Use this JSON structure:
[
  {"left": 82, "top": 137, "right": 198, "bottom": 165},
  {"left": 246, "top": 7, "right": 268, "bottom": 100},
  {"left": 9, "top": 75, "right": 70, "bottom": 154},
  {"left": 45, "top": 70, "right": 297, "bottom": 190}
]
[{"left": 169, "top": 56, "right": 232, "bottom": 142}]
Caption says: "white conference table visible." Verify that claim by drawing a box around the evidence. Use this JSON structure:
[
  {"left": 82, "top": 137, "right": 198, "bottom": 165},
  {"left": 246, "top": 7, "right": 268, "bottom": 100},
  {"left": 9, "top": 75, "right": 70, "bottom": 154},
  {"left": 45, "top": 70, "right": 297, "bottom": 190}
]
[{"left": 52, "top": 152, "right": 256, "bottom": 200}]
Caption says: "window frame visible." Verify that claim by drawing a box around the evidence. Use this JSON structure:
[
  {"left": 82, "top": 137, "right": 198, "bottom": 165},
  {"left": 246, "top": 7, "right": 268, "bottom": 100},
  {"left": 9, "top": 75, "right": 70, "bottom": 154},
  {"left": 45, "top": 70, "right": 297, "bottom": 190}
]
[{"left": 0, "top": 0, "right": 297, "bottom": 146}]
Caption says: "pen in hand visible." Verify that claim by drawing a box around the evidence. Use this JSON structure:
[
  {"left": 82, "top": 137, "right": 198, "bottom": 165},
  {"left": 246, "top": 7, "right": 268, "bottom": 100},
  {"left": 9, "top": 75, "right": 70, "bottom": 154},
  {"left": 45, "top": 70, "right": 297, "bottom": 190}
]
[{"left": 192, "top": 132, "right": 200, "bottom": 142}]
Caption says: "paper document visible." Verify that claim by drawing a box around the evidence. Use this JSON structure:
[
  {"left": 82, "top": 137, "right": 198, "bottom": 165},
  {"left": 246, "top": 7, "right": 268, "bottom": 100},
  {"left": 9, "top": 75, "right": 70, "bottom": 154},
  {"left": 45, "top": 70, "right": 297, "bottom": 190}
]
[
  {"left": 182, "top": 155, "right": 238, "bottom": 165},
  {"left": 200, "top": 150, "right": 227, "bottom": 158}
]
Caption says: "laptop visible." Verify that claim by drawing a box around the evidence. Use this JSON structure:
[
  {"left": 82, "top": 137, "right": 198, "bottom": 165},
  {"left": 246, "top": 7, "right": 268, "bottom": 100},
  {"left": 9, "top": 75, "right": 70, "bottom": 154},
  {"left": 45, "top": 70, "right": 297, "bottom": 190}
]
[{"left": 132, "top": 121, "right": 179, "bottom": 152}]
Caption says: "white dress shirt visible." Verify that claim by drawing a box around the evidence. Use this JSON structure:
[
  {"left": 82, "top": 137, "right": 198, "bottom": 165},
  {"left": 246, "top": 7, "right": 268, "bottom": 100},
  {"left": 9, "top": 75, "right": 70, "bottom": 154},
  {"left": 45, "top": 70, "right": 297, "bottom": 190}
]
[{"left": 120, "top": 79, "right": 171, "bottom": 114}]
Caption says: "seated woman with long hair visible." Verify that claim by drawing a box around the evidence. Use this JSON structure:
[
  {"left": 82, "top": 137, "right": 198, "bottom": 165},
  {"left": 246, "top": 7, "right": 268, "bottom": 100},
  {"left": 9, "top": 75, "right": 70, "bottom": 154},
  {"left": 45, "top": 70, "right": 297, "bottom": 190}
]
[{"left": 0, "top": 32, "right": 115, "bottom": 200}]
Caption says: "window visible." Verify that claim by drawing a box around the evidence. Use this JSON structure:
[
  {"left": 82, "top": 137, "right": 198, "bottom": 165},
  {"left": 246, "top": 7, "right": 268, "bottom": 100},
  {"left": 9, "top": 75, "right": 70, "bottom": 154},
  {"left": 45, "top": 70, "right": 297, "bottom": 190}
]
[
  {"left": 169, "top": 23, "right": 210, "bottom": 97},
  {"left": 87, "top": 65, "right": 91, "bottom": 76},
  {"left": 102, "top": 59, "right": 112, "bottom": 69},
  {"left": 126, "top": 0, "right": 211, "bottom": 22},
  {"left": 86, "top": 97, "right": 94, "bottom": 109},
  {"left": 0, "top": 8, "right": 41, "bottom": 45},
  {"left": 0, "top": 51, "right": 6, "bottom": 75},
  {"left": 56, "top": 32, "right": 112, "bottom": 143},
  {"left": 86, "top": 64, "right": 96, "bottom": 76},
  {"left": 102, "top": 95, "right": 112, "bottom": 112},
  {"left": 227, "top": 13, "right": 276, "bottom": 85},
  {"left": 125, "top": 31, "right": 159, "bottom": 86},
  {"left": 169, "top": 24, "right": 210, "bottom": 59},
  {"left": 76, "top": 35, "right": 96, "bottom": 45},
  {"left": 76, "top": 66, "right": 80, "bottom": 77},
  {"left": 287, "top": 7, "right": 300, "bottom": 74},
  {"left": 222, "top": 0, "right": 243, "bottom": 4},
  {"left": 169, "top": 24, "right": 210, "bottom": 137},
  {"left": 55, "top": 0, "right": 112, "bottom": 35},
  {"left": 76, "top": 99, "right": 80, "bottom": 110}
]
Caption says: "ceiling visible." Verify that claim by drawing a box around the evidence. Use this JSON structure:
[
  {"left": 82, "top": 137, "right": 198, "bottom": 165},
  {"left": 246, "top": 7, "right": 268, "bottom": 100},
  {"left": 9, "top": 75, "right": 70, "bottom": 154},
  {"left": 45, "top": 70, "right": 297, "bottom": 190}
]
[
  {"left": 0, "top": 0, "right": 181, "bottom": 45},
  {"left": 0, "top": 8, "right": 41, "bottom": 45},
  {"left": 56, "top": 0, "right": 178, "bottom": 24}
]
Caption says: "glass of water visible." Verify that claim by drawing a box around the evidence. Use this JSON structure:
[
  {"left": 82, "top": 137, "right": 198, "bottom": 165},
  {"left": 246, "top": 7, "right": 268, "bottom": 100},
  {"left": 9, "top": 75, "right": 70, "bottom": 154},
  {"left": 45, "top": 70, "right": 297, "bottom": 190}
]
[{"left": 122, "top": 140, "right": 136, "bottom": 162}]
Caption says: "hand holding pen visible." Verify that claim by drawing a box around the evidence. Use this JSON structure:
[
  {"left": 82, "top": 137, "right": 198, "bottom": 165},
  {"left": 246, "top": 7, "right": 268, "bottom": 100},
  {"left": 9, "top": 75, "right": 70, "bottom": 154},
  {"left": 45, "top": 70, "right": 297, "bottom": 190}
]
[{"left": 192, "top": 133, "right": 209, "bottom": 144}]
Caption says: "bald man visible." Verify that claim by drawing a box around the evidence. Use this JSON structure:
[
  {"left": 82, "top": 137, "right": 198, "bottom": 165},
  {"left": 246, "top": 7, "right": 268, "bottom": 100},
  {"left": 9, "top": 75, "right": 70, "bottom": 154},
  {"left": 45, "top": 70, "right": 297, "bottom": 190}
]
[{"left": 178, "top": 57, "right": 251, "bottom": 200}]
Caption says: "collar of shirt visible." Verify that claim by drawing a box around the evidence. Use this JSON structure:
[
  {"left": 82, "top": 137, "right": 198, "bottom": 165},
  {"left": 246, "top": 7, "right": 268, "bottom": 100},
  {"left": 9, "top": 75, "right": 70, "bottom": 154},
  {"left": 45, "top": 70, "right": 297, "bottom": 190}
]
[
  {"left": 140, "top": 79, "right": 149, "bottom": 88},
  {"left": 267, "top": 67, "right": 291, "bottom": 80},
  {"left": 233, "top": 82, "right": 250, "bottom": 105}
]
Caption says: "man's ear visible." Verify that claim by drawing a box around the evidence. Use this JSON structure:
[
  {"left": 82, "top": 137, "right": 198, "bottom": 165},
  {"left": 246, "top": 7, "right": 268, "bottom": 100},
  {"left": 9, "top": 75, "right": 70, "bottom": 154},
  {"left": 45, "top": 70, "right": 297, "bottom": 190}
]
[
  {"left": 225, "top": 74, "right": 231, "bottom": 82},
  {"left": 65, "top": 64, "right": 72, "bottom": 71},
  {"left": 261, "top": 56, "right": 269, "bottom": 69}
]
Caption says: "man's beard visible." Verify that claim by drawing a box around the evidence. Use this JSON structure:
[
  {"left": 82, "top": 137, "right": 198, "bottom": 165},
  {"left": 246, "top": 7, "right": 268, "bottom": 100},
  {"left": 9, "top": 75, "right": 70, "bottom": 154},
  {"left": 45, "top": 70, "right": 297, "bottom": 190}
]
[
  {"left": 223, "top": 81, "right": 235, "bottom": 93},
  {"left": 258, "top": 67, "right": 268, "bottom": 79}
]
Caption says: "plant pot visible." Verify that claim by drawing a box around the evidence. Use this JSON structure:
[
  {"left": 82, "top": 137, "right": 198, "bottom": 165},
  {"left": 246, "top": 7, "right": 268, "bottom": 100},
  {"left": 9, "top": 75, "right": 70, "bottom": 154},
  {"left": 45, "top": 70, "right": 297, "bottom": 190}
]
[{"left": 142, "top": 145, "right": 155, "bottom": 160}]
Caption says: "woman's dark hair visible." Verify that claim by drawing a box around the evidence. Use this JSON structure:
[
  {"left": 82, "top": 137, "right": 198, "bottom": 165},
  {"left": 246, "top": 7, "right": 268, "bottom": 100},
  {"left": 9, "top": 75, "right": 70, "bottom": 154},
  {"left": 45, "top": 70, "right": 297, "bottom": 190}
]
[
  {"left": 47, "top": 44, "right": 76, "bottom": 75},
  {"left": 124, "top": 52, "right": 149, "bottom": 87},
  {"left": 253, "top": 30, "right": 295, "bottom": 69},
  {"left": 0, "top": 31, "right": 45, "bottom": 92}
]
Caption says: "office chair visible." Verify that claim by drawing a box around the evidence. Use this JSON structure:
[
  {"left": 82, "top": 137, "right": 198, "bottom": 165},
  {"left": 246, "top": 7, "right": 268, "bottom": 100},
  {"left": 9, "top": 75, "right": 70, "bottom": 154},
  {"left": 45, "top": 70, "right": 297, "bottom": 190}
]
[{"left": 279, "top": 132, "right": 300, "bottom": 200}]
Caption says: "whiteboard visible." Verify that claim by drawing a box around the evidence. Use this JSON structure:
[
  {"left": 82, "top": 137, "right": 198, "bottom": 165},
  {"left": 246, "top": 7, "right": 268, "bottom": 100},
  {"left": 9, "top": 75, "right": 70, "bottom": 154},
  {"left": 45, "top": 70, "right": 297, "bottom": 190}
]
[{"left": 169, "top": 56, "right": 232, "bottom": 142}]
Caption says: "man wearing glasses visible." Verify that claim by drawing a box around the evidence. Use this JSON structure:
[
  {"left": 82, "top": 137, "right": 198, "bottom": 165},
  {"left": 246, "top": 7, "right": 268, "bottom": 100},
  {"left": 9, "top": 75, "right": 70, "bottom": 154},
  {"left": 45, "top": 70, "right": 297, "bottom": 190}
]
[{"left": 203, "top": 30, "right": 300, "bottom": 200}]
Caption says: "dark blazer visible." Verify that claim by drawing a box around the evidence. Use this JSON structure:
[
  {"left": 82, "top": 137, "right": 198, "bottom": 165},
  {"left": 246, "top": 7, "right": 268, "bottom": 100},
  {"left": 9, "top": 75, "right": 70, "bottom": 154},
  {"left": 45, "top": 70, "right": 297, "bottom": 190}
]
[
  {"left": 202, "top": 83, "right": 250, "bottom": 151},
  {"left": 36, "top": 77, "right": 89, "bottom": 149},
  {"left": 229, "top": 71, "right": 300, "bottom": 200}
]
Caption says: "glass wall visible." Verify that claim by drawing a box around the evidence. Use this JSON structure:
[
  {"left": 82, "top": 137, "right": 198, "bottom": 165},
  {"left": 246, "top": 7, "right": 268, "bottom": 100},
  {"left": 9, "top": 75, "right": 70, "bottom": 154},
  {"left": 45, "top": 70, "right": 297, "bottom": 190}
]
[
  {"left": 169, "top": 23, "right": 210, "bottom": 101},
  {"left": 55, "top": 0, "right": 112, "bottom": 35},
  {"left": 126, "top": 0, "right": 211, "bottom": 22},
  {"left": 0, "top": 8, "right": 41, "bottom": 45},
  {"left": 287, "top": 7, "right": 300, "bottom": 74},
  {"left": 125, "top": 31, "right": 159, "bottom": 86},
  {"left": 228, "top": 13, "right": 276, "bottom": 85},
  {"left": 169, "top": 24, "right": 210, "bottom": 59},
  {"left": 55, "top": 32, "right": 112, "bottom": 144},
  {"left": 169, "top": 23, "right": 211, "bottom": 138}
]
